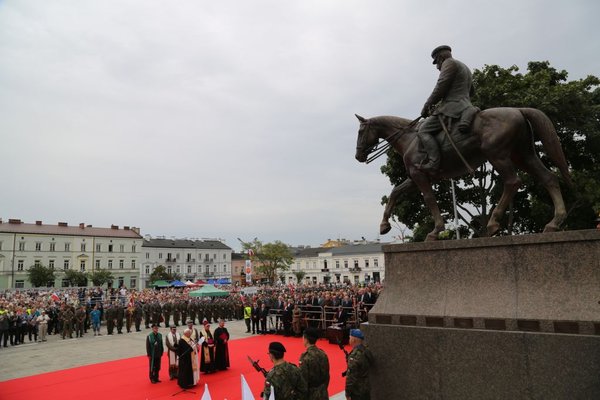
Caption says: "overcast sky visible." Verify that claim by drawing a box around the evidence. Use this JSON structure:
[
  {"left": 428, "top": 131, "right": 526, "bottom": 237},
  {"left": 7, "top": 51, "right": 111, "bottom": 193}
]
[{"left": 1, "top": 1, "right": 598, "bottom": 251}]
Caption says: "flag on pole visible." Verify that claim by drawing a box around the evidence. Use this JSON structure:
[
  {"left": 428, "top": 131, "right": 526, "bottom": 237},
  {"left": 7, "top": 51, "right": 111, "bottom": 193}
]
[
  {"left": 201, "top": 383, "right": 212, "bottom": 400},
  {"left": 241, "top": 374, "right": 255, "bottom": 400}
]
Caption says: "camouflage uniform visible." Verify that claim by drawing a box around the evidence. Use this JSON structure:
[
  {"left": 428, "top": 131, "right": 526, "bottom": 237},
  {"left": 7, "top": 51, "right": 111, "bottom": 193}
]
[
  {"left": 299, "top": 345, "right": 330, "bottom": 400},
  {"left": 345, "top": 344, "right": 374, "bottom": 400},
  {"left": 263, "top": 361, "right": 307, "bottom": 400}
]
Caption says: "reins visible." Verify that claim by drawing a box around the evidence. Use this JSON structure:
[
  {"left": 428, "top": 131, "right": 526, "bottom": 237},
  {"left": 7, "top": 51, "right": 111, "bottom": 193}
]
[{"left": 364, "top": 116, "right": 422, "bottom": 164}]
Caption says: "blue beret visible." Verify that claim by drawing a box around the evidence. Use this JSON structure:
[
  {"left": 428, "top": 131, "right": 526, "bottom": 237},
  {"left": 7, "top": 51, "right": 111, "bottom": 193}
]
[{"left": 350, "top": 329, "right": 364, "bottom": 339}]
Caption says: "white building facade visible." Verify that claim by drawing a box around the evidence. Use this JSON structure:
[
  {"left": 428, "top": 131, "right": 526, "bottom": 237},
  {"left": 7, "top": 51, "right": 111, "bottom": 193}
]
[
  {"left": 0, "top": 219, "right": 143, "bottom": 289},
  {"left": 141, "top": 237, "right": 233, "bottom": 287},
  {"left": 285, "top": 242, "right": 386, "bottom": 285}
]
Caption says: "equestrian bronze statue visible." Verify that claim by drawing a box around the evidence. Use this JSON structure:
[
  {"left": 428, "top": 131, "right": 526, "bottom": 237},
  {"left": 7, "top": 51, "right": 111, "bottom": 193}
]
[{"left": 354, "top": 109, "right": 572, "bottom": 241}]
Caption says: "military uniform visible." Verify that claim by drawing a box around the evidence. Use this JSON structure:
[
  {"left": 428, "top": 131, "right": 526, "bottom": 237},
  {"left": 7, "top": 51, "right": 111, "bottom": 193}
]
[
  {"left": 345, "top": 344, "right": 374, "bottom": 400},
  {"left": 263, "top": 361, "right": 307, "bottom": 400},
  {"left": 299, "top": 345, "right": 330, "bottom": 400}
]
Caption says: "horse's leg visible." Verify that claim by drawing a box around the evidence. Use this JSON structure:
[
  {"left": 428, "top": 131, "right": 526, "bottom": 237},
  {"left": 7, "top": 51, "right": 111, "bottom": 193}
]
[
  {"left": 520, "top": 156, "right": 567, "bottom": 232},
  {"left": 486, "top": 159, "right": 521, "bottom": 236},
  {"left": 380, "top": 178, "right": 416, "bottom": 234},
  {"left": 411, "top": 173, "right": 445, "bottom": 241}
]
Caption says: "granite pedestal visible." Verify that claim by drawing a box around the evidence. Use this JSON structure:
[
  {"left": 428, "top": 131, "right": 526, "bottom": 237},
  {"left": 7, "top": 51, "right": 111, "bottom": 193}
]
[{"left": 364, "top": 230, "right": 600, "bottom": 399}]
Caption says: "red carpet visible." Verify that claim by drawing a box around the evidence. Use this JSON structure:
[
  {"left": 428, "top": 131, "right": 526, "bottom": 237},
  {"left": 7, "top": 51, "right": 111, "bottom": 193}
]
[{"left": 0, "top": 334, "right": 349, "bottom": 400}]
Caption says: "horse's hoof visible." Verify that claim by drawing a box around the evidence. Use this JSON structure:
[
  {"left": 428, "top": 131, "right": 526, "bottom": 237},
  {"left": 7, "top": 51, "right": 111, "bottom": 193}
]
[
  {"left": 486, "top": 223, "right": 500, "bottom": 237},
  {"left": 425, "top": 232, "right": 438, "bottom": 241},
  {"left": 380, "top": 222, "right": 392, "bottom": 235},
  {"left": 543, "top": 224, "right": 558, "bottom": 233}
]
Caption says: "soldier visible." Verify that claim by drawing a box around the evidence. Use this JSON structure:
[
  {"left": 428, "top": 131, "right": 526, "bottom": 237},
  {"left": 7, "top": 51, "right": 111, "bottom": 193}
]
[
  {"left": 172, "top": 300, "right": 181, "bottom": 326},
  {"left": 142, "top": 301, "right": 152, "bottom": 329},
  {"left": 179, "top": 299, "right": 188, "bottom": 326},
  {"left": 344, "top": 329, "right": 374, "bottom": 400},
  {"left": 115, "top": 303, "right": 125, "bottom": 334},
  {"left": 134, "top": 301, "right": 143, "bottom": 332},
  {"left": 263, "top": 341, "right": 307, "bottom": 400},
  {"left": 74, "top": 306, "right": 86, "bottom": 338},
  {"left": 162, "top": 300, "right": 172, "bottom": 328},
  {"left": 105, "top": 302, "right": 116, "bottom": 335},
  {"left": 299, "top": 327, "right": 330, "bottom": 400},
  {"left": 61, "top": 305, "right": 74, "bottom": 339},
  {"left": 151, "top": 301, "right": 162, "bottom": 327},
  {"left": 187, "top": 300, "right": 196, "bottom": 325},
  {"left": 146, "top": 323, "right": 164, "bottom": 383}
]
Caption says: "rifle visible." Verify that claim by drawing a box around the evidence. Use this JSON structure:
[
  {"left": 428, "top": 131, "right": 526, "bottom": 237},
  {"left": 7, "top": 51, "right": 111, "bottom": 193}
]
[
  {"left": 247, "top": 355, "right": 269, "bottom": 377},
  {"left": 337, "top": 337, "right": 349, "bottom": 377}
]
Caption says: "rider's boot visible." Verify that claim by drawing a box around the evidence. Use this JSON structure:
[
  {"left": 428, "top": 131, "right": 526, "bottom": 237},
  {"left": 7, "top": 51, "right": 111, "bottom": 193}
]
[
  {"left": 418, "top": 133, "right": 440, "bottom": 173},
  {"left": 457, "top": 106, "right": 480, "bottom": 133}
]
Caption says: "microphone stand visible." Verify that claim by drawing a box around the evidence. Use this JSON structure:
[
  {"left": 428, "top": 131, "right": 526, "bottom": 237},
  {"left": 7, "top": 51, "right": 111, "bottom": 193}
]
[{"left": 171, "top": 337, "right": 203, "bottom": 396}]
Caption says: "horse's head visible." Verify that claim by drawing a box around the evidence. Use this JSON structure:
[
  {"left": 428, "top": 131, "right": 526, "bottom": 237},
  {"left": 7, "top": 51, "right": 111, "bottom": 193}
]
[{"left": 355, "top": 114, "right": 379, "bottom": 163}]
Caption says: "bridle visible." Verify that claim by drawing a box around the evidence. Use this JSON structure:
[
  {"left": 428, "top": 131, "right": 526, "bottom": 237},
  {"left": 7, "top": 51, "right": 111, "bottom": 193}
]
[{"left": 357, "top": 116, "right": 421, "bottom": 164}]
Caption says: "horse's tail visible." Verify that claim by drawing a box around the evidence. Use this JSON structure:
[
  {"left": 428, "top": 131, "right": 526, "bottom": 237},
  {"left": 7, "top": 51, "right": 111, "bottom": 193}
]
[{"left": 519, "top": 107, "right": 574, "bottom": 188}]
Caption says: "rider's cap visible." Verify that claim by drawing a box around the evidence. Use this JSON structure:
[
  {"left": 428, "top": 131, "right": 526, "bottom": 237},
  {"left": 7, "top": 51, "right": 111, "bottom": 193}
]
[
  {"left": 268, "top": 341, "right": 286, "bottom": 354},
  {"left": 431, "top": 45, "right": 452, "bottom": 63},
  {"left": 350, "top": 329, "right": 365, "bottom": 339}
]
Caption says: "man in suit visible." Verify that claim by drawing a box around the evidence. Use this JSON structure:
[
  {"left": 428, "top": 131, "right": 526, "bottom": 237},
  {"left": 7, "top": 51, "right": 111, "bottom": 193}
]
[{"left": 417, "top": 45, "right": 477, "bottom": 173}]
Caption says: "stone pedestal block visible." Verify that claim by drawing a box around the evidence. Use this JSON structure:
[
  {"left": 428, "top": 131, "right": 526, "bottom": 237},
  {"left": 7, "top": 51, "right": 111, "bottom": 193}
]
[{"left": 365, "top": 230, "right": 600, "bottom": 399}]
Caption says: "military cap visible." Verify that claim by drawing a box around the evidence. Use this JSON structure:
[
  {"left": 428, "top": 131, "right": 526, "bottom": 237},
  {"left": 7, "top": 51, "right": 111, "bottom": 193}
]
[
  {"left": 431, "top": 45, "right": 452, "bottom": 63},
  {"left": 268, "top": 341, "right": 286, "bottom": 354},
  {"left": 169, "top": 324, "right": 176, "bottom": 329},
  {"left": 186, "top": 319, "right": 193, "bottom": 324},
  {"left": 350, "top": 329, "right": 364, "bottom": 339}
]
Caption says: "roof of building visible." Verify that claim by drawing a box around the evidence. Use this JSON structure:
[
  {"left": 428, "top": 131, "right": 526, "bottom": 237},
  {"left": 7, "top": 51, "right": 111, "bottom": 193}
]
[
  {"left": 142, "top": 238, "right": 232, "bottom": 250},
  {"left": 0, "top": 219, "right": 142, "bottom": 239},
  {"left": 295, "top": 242, "right": 386, "bottom": 258}
]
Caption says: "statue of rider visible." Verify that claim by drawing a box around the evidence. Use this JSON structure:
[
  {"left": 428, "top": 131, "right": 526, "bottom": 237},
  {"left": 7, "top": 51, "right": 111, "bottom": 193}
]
[{"left": 418, "top": 45, "right": 478, "bottom": 173}]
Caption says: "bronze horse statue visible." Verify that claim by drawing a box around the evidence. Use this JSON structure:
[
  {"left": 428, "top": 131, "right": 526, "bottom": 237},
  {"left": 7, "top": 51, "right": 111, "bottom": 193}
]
[{"left": 355, "top": 108, "right": 573, "bottom": 241}]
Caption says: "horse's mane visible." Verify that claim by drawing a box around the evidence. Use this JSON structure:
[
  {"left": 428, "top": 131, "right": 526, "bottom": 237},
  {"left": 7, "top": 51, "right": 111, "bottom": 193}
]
[{"left": 369, "top": 115, "right": 413, "bottom": 129}]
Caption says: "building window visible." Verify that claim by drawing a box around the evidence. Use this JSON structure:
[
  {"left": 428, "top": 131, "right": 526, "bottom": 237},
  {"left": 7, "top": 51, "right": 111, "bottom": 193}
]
[
  {"left": 80, "top": 260, "right": 86, "bottom": 272},
  {"left": 36, "top": 242, "right": 42, "bottom": 251},
  {"left": 65, "top": 243, "right": 70, "bottom": 252},
  {"left": 19, "top": 242, "right": 25, "bottom": 251},
  {"left": 354, "top": 260, "right": 359, "bottom": 269},
  {"left": 34, "top": 260, "right": 41, "bottom": 267},
  {"left": 335, "top": 260, "right": 340, "bottom": 269},
  {"left": 187, "top": 265, "right": 192, "bottom": 273},
  {"left": 313, "top": 262, "right": 317, "bottom": 269},
  {"left": 95, "top": 259, "right": 101, "bottom": 268},
  {"left": 131, "top": 260, "right": 136, "bottom": 269},
  {"left": 96, "top": 244, "right": 101, "bottom": 252},
  {"left": 108, "top": 244, "right": 113, "bottom": 252},
  {"left": 81, "top": 243, "right": 86, "bottom": 252},
  {"left": 17, "top": 260, "right": 24, "bottom": 271},
  {"left": 374, "top": 258, "right": 379, "bottom": 267},
  {"left": 176, "top": 253, "right": 180, "bottom": 260},
  {"left": 365, "top": 260, "right": 370, "bottom": 269},
  {"left": 50, "top": 242, "right": 55, "bottom": 252},
  {"left": 205, "top": 266, "right": 209, "bottom": 274},
  {"left": 344, "top": 260, "right": 348, "bottom": 269},
  {"left": 130, "top": 277, "right": 136, "bottom": 288},
  {"left": 213, "top": 265, "right": 217, "bottom": 272},
  {"left": 167, "top": 266, "right": 172, "bottom": 274},
  {"left": 15, "top": 280, "right": 25, "bottom": 288},
  {"left": 118, "top": 277, "right": 124, "bottom": 287},
  {"left": 49, "top": 260, "right": 55, "bottom": 270},
  {"left": 108, "top": 260, "right": 113, "bottom": 269},
  {"left": 63, "top": 260, "right": 70, "bottom": 270},
  {"left": 0, "top": 241, "right": 2, "bottom": 250},
  {"left": 120, "top": 244, "right": 124, "bottom": 253},
  {"left": 119, "top": 259, "right": 124, "bottom": 269},
  {"left": 223, "top": 265, "right": 227, "bottom": 272},
  {"left": 223, "top": 254, "right": 226, "bottom": 260},
  {"left": 176, "top": 265, "right": 180, "bottom": 273},
  {"left": 159, "top": 253, "right": 163, "bottom": 259},
  {"left": 132, "top": 245, "right": 136, "bottom": 253},
  {"left": 187, "top": 253, "right": 191, "bottom": 262},
  {"left": 145, "top": 265, "right": 150, "bottom": 274}
]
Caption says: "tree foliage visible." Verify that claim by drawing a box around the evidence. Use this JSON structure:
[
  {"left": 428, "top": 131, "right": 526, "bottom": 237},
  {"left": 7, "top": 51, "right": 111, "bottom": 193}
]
[
  {"left": 149, "top": 265, "right": 181, "bottom": 283},
  {"left": 88, "top": 268, "right": 114, "bottom": 287},
  {"left": 240, "top": 238, "right": 294, "bottom": 284},
  {"left": 27, "top": 264, "right": 56, "bottom": 287},
  {"left": 63, "top": 269, "right": 88, "bottom": 287},
  {"left": 381, "top": 61, "right": 600, "bottom": 238}
]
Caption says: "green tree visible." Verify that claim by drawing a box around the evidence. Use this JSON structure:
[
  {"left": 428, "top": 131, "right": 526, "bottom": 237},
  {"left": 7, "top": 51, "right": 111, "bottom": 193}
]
[
  {"left": 240, "top": 238, "right": 294, "bottom": 284},
  {"left": 63, "top": 269, "right": 88, "bottom": 287},
  {"left": 293, "top": 270, "right": 307, "bottom": 283},
  {"left": 27, "top": 264, "right": 55, "bottom": 287},
  {"left": 149, "top": 265, "right": 181, "bottom": 283},
  {"left": 381, "top": 61, "right": 600, "bottom": 238},
  {"left": 87, "top": 268, "right": 114, "bottom": 287}
]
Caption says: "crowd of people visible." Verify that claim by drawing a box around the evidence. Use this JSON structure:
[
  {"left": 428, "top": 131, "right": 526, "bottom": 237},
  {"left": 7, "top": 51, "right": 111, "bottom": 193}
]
[{"left": 0, "top": 282, "right": 381, "bottom": 348}]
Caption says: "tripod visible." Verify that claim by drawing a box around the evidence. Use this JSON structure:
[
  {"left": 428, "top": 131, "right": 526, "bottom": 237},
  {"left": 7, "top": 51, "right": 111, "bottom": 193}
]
[{"left": 172, "top": 386, "right": 196, "bottom": 396}]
